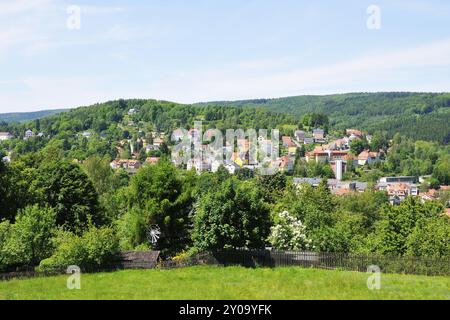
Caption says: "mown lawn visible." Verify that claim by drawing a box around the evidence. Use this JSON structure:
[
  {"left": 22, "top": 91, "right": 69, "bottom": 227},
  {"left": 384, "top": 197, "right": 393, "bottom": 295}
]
[{"left": 0, "top": 266, "right": 449, "bottom": 300}]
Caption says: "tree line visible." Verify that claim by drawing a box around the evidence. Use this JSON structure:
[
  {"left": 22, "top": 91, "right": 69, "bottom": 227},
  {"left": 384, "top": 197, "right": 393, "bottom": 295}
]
[{"left": 1, "top": 154, "right": 449, "bottom": 273}]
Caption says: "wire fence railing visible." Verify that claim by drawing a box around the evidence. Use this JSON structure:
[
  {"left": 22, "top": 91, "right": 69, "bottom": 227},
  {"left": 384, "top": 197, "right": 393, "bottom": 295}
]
[
  {"left": 208, "top": 249, "right": 450, "bottom": 276},
  {"left": 1, "top": 249, "right": 449, "bottom": 280},
  {"left": 160, "top": 249, "right": 450, "bottom": 276}
]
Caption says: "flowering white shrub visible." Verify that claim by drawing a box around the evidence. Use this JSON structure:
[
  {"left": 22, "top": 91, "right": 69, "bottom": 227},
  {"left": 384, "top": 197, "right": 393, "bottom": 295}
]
[{"left": 268, "top": 211, "right": 313, "bottom": 251}]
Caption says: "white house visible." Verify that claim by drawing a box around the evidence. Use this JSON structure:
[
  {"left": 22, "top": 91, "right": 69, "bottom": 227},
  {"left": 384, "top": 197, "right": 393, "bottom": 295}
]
[
  {"left": 225, "top": 163, "right": 240, "bottom": 175},
  {"left": 0, "top": 132, "right": 13, "bottom": 141},
  {"left": 24, "top": 130, "right": 35, "bottom": 139}
]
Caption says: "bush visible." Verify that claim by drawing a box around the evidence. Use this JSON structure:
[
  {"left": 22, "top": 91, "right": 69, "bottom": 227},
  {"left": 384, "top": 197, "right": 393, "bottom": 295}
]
[
  {"left": 2, "top": 205, "right": 56, "bottom": 267},
  {"left": 268, "top": 211, "right": 313, "bottom": 251},
  {"left": 38, "top": 227, "right": 119, "bottom": 273},
  {"left": 0, "top": 221, "right": 12, "bottom": 271}
]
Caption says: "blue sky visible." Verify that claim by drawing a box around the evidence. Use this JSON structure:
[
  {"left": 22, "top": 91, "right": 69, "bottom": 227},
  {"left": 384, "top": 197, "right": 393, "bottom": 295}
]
[{"left": 1, "top": 0, "right": 450, "bottom": 112}]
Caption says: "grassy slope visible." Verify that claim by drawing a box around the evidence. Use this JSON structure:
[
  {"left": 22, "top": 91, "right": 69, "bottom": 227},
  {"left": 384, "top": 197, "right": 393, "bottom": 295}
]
[{"left": 1, "top": 266, "right": 449, "bottom": 300}]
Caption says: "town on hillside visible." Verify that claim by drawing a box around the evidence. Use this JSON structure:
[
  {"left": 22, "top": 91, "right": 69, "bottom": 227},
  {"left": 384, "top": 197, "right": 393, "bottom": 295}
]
[{"left": 1, "top": 109, "right": 449, "bottom": 212}]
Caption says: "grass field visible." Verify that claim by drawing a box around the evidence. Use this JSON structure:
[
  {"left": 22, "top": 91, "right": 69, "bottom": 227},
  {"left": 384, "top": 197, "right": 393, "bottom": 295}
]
[{"left": 1, "top": 266, "right": 449, "bottom": 300}]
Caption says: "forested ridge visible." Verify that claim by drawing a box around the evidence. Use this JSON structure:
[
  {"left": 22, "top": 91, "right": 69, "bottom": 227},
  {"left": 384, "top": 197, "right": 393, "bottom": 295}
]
[
  {"left": 2, "top": 92, "right": 450, "bottom": 144},
  {"left": 200, "top": 92, "right": 450, "bottom": 143}
]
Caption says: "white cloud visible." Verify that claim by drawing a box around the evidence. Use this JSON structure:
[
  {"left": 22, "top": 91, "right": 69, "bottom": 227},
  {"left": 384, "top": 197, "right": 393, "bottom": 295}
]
[
  {"left": 4, "top": 38, "right": 450, "bottom": 112},
  {"left": 142, "top": 38, "right": 450, "bottom": 103}
]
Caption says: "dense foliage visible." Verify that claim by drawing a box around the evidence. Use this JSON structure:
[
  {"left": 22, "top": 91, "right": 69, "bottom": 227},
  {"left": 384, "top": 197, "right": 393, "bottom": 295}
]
[
  {"left": 206, "top": 92, "right": 450, "bottom": 143},
  {"left": 0, "top": 95, "right": 449, "bottom": 273}
]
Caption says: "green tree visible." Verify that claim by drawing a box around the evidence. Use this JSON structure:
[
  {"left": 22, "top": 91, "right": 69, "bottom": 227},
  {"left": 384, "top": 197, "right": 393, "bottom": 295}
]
[
  {"left": 350, "top": 139, "right": 369, "bottom": 155},
  {"left": 370, "top": 197, "right": 444, "bottom": 256},
  {"left": 33, "top": 160, "right": 101, "bottom": 233},
  {"left": 406, "top": 216, "right": 450, "bottom": 258},
  {"left": 193, "top": 178, "right": 271, "bottom": 251},
  {"left": 128, "top": 160, "right": 194, "bottom": 255},
  {"left": 4, "top": 205, "right": 57, "bottom": 266},
  {"left": 82, "top": 156, "right": 114, "bottom": 196},
  {"left": 433, "top": 155, "right": 450, "bottom": 185}
]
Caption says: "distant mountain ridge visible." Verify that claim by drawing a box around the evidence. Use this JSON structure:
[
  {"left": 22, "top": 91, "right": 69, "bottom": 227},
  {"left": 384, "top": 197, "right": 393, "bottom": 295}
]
[{"left": 0, "top": 109, "right": 68, "bottom": 123}]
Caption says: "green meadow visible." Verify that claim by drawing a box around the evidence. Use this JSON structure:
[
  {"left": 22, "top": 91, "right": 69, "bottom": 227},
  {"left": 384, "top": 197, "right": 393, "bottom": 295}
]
[{"left": 1, "top": 266, "right": 449, "bottom": 300}]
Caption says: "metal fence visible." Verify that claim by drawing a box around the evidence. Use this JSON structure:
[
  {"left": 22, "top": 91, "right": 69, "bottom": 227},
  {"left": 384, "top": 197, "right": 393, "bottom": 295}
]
[
  {"left": 207, "top": 249, "right": 450, "bottom": 276},
  {"left": 2, "top": 249, "right": 449, "bottom": 280}
]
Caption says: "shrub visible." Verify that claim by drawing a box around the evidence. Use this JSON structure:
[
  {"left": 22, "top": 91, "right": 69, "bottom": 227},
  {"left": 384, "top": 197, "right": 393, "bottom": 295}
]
[
  {"left": 38, "top": 227, "right": 119, "bottom": 273},
  {"left": 268, "top": 211, "right": 313, "bottom": 251},
  {"left": 2, "top": 205, "right": 56, "bottom": 266},
  {"left": 0, "top": 221, "right": 12, "bottom": 271}
]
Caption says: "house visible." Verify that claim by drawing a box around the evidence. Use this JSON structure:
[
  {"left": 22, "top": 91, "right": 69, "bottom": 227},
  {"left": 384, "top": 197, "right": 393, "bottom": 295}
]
[
  {"left": 211, "top": 160, "right": 224, "bottom": 173},
  {"left": 231, "top": 152, "right": 244, "bottom": 167},
  {"left": 294, "top": 177, "right": 368, "bottom": 194},
  {"left": 346, "top": 129, "right": 363, "bottom": 138},
  {"left": 379, "top": 176, "right": 418, "bottom": 184},
  {"left": 281, "top": 136, "right": 297, "bottom": 155},
  {"left": 259, "top": 139, "right": 273, "bottom": 155},
  {"left": 306, "top": 147, "right": 349, "bottom": 163},
  {"left": 377, "top": 182, "right": 419, "bottom": 204},
  {"left": 313, "top": 129, "right": 325, "bottom": 141},
  {"left": 304, "top": 137, "right": 314, "bottom": 145},
  {"left": 237, "top": 139, "right": 250, "bottom": 153},
  {"left": 328, "top": 180, "right": 368, "bottom": 194},
  {"left": 128, "top": 108, "right": 138, "bottom": 115},
  {"left": 110, "top": 159, "right": 142, "bottom": 174},
  {"left": 82, "top": 132, "right": 92, "bottom": 138},
  {"left": 419, "top": 186, "right": 450, "bottom": 205},
  {"left": 419, "top": 189, "right": 438, "bottom": 202},
  {"left": 188, "top": 129, "right": 201, "bottom": 142},
  {"left": 24, "top": 130, "right": 34, "bottom": 139},
  {"left": 187, "top": 159, "right": 212, "bottom": 173},
  {"left": 294, "top": 130, "right": 305, "bottom": 142},
  {"left": 153, "top": 138, "right": 164, "bottom": 147},
  {"left": 145, "top": 157, "right": 160, "bottom": 165},
  {"left": 0, "top": 132, "right": 13, "bottom": 141},
  {"left": 282, "top": 136, "right": 293, "bottom": 148},
  {"left": 293, "top": 178, "right": 323, "bottom": 188},
  {"left": 171, "top": 129, "right": 186, "bottom": 141},
  {"left": 328, "top": 138, "right": 350, "bottom": 150},
  {"left": 357, "top": 150, "right": 380, "bottom": 166},
  {"left": 329, "top": 181, "right": 368, "bottom": 196},
  {"left": 225, "top": 162, "right": 240, "bottom": 175},
  {"left": 279, "top": 155, "right": 294, "bottom": 172}
]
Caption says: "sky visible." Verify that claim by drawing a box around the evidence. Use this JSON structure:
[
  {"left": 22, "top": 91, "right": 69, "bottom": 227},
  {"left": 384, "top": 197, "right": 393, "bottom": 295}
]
[{"left": 1, "top": 0, "right": 450, "bottom": 112}]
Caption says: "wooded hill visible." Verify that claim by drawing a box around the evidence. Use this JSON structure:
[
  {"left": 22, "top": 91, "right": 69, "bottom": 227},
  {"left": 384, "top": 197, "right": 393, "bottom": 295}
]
[
  {"left": 2, "top": 92, "right": 450, "bottom": 143},
  {"left": 200, "top": 92, "right": 450, "bottom": 143}
]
